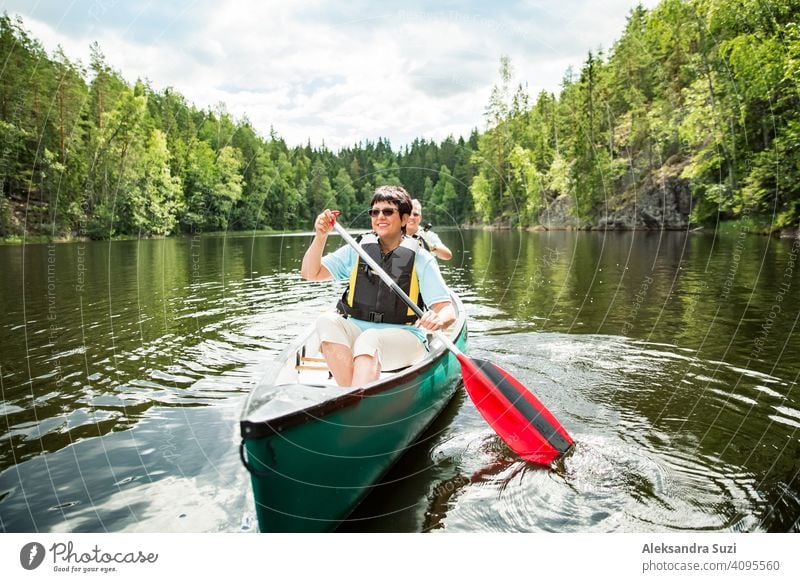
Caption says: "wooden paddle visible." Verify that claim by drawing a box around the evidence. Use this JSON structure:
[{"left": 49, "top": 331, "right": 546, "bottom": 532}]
[{"left": 331, "top": 218, "right": 574, "bottom": 465}]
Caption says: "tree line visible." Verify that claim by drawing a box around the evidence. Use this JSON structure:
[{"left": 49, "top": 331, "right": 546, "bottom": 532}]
[
  {"left": 473, "top": 0, "right": 800, "bottom": 230},
  {"left": 1, "top": 0, "right": 798, "bottom": 240},
  {"left": 0, "top": 13, "right": 477, "bottom": 238}
]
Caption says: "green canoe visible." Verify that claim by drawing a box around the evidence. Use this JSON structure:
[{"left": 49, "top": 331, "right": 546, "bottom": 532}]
[{"left": 239, "top": 293, "right": 468, "bottom": 532}]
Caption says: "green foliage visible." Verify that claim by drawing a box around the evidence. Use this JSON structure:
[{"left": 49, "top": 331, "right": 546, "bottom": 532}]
[
  {"left": 428, "top": 165, "right": 458, "bottom": 224},
  {"left": 128, "top": 129, "right": 183, "bottom": 235},
  {"left": 470, "top": 173, "right": 493, "bottom": 223},
  {"left": 469, "top": 0, "right": 800, "bottom": 230},
  {"left": 181, "top": 141, "right": 242, "bottom": 232},
  {"left": 332, "top": 168, "right": 357, "bottom": 219},
  {"left": 0, "top": 16, "right": 485, "bottom": 238},
  {"left": 509, "top": 145, "right": 544, "bottom": 222},
  {"left": 545, "top": 153, "right": 573, "bottom": 198},
  {"left": 0, "top": 190, "right": 15, "bottom": 236},
  {"left": 2, "top": 2, "right": 800, "bottom": 240},
  {"left": 307, "top": 159, "right": 335, "bottom": 212}
]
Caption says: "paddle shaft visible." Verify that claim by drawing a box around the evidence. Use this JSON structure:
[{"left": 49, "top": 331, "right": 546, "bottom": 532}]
[
  {"left": 331, "top": 221, "right": 462, "bottom": 355},
  {"left": 332, "top": 218, "right": 573, "bottom": 462}
]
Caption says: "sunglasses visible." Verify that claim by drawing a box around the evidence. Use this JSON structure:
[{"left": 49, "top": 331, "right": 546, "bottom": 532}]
[{"left": 368, "top": 208, "right": 397, "bottom": 218}]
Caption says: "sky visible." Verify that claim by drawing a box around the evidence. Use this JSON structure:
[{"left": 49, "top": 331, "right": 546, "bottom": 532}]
[{"left": 2, "top": 0, "right": 661, "bottom": 150}]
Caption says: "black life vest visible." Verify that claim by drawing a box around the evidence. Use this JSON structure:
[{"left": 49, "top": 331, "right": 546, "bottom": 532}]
[{"left": 337, "top": 233, "right": 425, "bottom": 324}]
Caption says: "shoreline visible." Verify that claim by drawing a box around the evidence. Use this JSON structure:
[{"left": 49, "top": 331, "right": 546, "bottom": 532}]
[{"left": 4, "top": 222, "right": 798, "bottom": 246}]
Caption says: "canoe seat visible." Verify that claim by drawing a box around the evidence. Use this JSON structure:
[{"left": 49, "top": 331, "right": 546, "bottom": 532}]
[{"left": 296, "top": 356, "right": 330, "bottom": 372}]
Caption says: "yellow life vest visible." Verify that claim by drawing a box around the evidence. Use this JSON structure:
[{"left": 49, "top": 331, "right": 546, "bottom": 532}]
[{"left": 337, "top": 233, "right": 425, "bottom": 324}]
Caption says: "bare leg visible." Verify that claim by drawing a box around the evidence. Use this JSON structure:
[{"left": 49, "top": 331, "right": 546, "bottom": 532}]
[
  {"left": 320, "top": 341, "right": 354, "bottom": 386},
  {"left": 351, "top": 353, "right": 381, "bottom": 386}
]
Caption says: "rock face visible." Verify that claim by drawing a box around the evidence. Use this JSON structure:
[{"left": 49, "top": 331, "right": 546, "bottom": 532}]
[
  {"left": 538, "top": 195, "right": 585, "bottom": 229},
  {"left": 539, "top": 174, "right": 693, "bottom": 230}
]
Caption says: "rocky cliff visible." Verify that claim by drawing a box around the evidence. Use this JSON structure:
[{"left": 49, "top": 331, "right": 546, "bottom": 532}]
[{"left": 538, "top": 167, "right": 694, "bottom": 230}]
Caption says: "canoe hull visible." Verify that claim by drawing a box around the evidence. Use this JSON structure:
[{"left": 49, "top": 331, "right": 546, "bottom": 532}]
[{"left": 241, "top": 307, "right": 467, "bottom": 532}]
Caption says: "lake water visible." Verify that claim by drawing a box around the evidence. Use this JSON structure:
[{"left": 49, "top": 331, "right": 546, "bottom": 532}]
[{"left": 1, "top": 228, "right": 798, "bottom": 532}]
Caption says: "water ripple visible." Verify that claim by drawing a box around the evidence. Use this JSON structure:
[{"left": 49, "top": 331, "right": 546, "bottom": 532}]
[
  {"left": 422, "top": 331, "right": 799, "bottom": 532},
  {"left": 2, "top": 233, "right": 798, "bottom": 533}
]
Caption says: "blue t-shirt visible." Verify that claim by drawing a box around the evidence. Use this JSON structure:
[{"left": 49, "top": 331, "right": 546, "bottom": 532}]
[{"left": 321, "top": 238, "right": 451, "bottom": 342}]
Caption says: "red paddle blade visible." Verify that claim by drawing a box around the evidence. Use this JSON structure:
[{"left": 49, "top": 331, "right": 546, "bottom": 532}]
[{"left": 457, "top": 354, "right": 573, "bottom": 465}]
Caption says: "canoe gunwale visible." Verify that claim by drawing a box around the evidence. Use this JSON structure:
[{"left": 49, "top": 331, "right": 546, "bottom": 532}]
[{"left": 240, "top": 293, "right": 466, "bottom": 441}]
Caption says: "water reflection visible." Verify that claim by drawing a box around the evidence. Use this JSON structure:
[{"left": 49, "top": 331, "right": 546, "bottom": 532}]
[{"left": 0, "top": 229, "right": 798, "bottom": 532}]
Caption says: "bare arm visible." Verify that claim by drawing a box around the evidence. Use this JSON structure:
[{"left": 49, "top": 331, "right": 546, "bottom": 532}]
[
  {"left": 431, "top": 242, "right": 453, "bottom": 261},
  {"left": 423, "top": 231, "right": 453, "bottom": 261},
  {"left": 300, "top": 209, "right": 336, "bottom": 281}
]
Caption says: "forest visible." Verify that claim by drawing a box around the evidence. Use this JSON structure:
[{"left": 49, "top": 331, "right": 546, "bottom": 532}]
[{"left": 1, "top": 0, "right": 798, "bottom": 240}]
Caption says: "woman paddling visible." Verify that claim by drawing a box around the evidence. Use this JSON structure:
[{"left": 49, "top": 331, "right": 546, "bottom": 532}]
[{"left": 300, "top": 185, "right": 456, "bottom": 387}]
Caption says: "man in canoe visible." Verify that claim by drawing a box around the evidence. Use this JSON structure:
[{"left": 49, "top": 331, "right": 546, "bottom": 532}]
[
  {"left": 406, "top": 198, "right": 453, "bottom": 261},
  {"left": 301, "top": 185, "right": 456, "bottom": 387}
]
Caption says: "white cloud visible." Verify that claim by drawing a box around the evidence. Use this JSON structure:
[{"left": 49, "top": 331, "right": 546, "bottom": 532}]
[{"left": 9, "top": 0, "right": 662, "bottom": 150}]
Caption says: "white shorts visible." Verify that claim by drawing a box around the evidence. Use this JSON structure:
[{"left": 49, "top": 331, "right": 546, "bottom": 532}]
[{"left": 315, "top": 311, "right": 427, "bottom": 371}]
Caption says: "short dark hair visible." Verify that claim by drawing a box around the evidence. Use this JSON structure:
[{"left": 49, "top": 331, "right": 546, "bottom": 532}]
[{"left": 371, "top": 185, "right": 412, "bottom": 218}]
